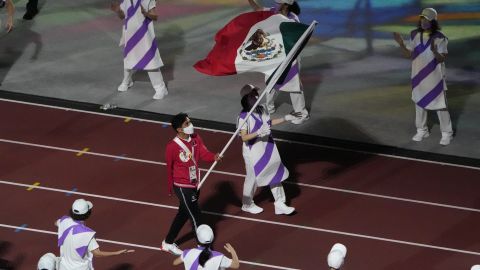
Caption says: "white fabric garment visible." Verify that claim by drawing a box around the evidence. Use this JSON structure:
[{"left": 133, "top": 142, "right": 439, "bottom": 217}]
[
  {"left": 237, "top": 107, "right": 289, "bottom": 187},
  {"left": 181, "top": 248, "right": 232, "bottom": 270},
  {"left": 57, "top": 217, "right": 98, "bottom": 270},
  {"left": 120, "top": 0, "right": 163, "bottom": 70},
  {"left": 415, "top": 104, "right": 452, "bottom": 135},
  {"left": 59, "top": 237, "right": 98, "bottom": 270},
  {"left": 121, "top": 68, "right": 166, "bottom": 89},
  {"left": 406, "top": 30, "right": 448, "bottom": 110}
]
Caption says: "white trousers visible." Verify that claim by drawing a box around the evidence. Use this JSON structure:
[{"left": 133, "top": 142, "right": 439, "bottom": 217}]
[
  {"left": 242, "top": 153, "right": 286, "bottom": 205},
  {"left": 266, "top": 89, "right": 307, "bottom": 114},
  {"left": 122, "top": 69, "right": 166, "bottom": 90},
  {"left": 415, "top": 105, "right": 453, "bottom": 135}
]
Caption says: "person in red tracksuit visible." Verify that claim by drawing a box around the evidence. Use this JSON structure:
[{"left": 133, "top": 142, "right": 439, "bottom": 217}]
[{"left": 162, "top": 113, "right": 221, "bottom": 256}]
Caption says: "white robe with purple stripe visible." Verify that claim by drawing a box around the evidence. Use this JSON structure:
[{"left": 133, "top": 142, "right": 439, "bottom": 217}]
[
  {"left": 57, "top": 216, "right": 96, "bottom": 270},
  {"left": 238, "top": 108, "right": 289, "bottom": 187},
  {"left": 407, "top": 30, "right": 448, "bottom": 110},
  {"left": 120, "top": 0, "right": 163, "bottom": 70},
  {"left": 181, "top": 248, "right": 225, "bottom": 270}
]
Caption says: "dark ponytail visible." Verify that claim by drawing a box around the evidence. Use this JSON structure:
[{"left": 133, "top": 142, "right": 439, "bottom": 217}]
[{"left": 199, "top": 243, "right": 212, "bottom": 267}]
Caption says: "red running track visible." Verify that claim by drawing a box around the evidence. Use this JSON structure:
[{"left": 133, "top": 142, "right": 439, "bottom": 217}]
[{"left": 1, "top": 99, "right": 480, "bottom": 269}]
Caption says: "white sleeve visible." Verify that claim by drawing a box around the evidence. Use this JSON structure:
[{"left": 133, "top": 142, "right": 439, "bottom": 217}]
[
  {"left": 219, "top": 256, "right": 233, "bottom": 268},
  {"left": 88, "top": 238, "right": 100, "bottom": 252},
  {"left": 237, "top": 117, "right": 249, "bottom": 133},
  {"left": 435, "top": 37, "right": 448, "bottom": 54}
]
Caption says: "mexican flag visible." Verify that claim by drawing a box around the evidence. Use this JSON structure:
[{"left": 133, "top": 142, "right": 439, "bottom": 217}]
[{"left": 194, "top": 11, "right": 311, "bottom": 79}]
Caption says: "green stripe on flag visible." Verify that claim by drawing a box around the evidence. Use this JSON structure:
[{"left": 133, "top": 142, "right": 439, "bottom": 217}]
[{"left": 280, "top": 22, "right": 310, "bottom": 55}]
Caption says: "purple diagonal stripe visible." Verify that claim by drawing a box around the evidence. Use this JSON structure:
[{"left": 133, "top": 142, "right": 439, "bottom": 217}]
[
  {"left": 416, "top": 80, "right": 444, "bottom": 108},
  {"left": 269, "top": 163, "right": 285, "bottom": 186},
  {"left": 124, "top": 0, "right": 141, "bottom": 29},
  {"left": 412, "top": 38, "right": 433, "bottom": 60},
  {"left": 133, "top": 39, "right": 158, "bottom": 70},
  {"left": 76, "top": 246, "right": 88, "bottom": 258},
  {"left": 58, "top": 225, "right": 75, "bottom": 247},
  {"left": 254, "top": 138, "right": 275, "bottom": 176},
  {"left": 275, "top": 63, "right": 299, "bottom": 89},
  {"left": 411, "top": 58, "right": 438, "bottom": 89},
  {"left": 72, "top": 224, "right": 94, "bottom": 235},
  {"left": 124, "top": 19, "right": 151, "bottom": 57}
]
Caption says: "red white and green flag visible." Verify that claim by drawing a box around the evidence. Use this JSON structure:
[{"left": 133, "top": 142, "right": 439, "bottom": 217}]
[{"left": 194, "top": 11, "right": 312, "bottom": 80}]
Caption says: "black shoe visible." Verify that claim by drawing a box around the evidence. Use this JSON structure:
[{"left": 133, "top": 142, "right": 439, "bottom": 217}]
[{"left": 23, "top": 9, "right": 38, "bottom": 20}]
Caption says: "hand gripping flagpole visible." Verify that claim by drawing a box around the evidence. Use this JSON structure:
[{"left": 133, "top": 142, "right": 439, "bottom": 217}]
[{"left": 198, "top": 20, "right": 318, "bottom": 190}]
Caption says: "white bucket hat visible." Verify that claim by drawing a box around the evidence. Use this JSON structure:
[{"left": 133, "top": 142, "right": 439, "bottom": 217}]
[
  {"left": 327, "top": 243, "right": 347, "bottom": 269},
  {"left": 37, "top": 253, "right": 58, "bottom": 270},
  {"left": 196, "top": 224, "right": 214, "bottom": 244},
  {"left": 72, "top": 199, "right": 93, "bottom": 215}
]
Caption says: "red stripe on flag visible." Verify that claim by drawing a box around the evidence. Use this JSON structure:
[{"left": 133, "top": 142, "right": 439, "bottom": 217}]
[{"left": 194, "top": 11, "right": 275, "bottom": 76}]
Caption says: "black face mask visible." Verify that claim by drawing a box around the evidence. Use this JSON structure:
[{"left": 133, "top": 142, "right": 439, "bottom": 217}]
[{"left": 247, "top": 93, "right": 259, "bottom": 110}]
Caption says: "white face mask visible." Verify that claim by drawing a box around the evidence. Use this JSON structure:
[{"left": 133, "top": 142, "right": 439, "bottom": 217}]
[{"left": 183, "top": 123, "right": 194, "bottom": 135}]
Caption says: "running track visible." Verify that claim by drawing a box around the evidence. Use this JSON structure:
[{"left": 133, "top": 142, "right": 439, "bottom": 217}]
[{"left": 0, "top": 99, "right": 480, "bottom": 269}]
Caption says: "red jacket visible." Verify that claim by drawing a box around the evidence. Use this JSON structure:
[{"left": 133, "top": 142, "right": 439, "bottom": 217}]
[{"left": 165, "top": 134, "right": 216, "bottom": 194}]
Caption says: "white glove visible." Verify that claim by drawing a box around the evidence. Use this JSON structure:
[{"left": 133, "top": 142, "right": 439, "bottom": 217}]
[{"left": 256, "top": 124, "right": 271, "bottom": 137}]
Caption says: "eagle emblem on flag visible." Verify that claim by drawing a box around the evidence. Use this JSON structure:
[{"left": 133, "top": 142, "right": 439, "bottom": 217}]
[{"left": 239, "top": 29, "right": 283, "bottom": 62}]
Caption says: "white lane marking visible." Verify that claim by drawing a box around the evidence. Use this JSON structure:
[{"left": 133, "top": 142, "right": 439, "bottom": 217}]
[
  {"left": 1, "top": 180, "right": 480, "bottom": 257},
  {"left": 0, "top": 223, "right": 299, "bottom": 270},
  {"left": 1, "top": 138, "right": 480, "bottom": 213}
]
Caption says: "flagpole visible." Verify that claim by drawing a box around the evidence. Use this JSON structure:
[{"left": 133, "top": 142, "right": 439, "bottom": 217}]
[{"left": 198, "top": 20, "right": 318, "bottom": 190}]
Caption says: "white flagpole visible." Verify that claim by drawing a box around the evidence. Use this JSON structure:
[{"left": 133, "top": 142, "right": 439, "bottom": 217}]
[{"left": 198, "top": 20, "right": 318, "bottom": 190}]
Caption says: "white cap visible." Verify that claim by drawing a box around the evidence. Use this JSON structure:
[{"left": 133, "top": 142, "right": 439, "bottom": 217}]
[
  {"left": 196, "top": 224, "right": 214, "bottom": 244},
  {"left": 37, "top": 253, "right": 57, "bottom": 270},
  {"left": 275, "top": 0, "right": 295, "bottom": 5},
  {"left": 327, "top": 243, "right": 347, "bottom": 269},
  {"left": 72, "top": 199, "right": 93, "bottom": 215},
  {"left": 471, "top": 265, "right": 480, "bottom": 270},
  {"left": 420, "top": 8, "right": 437, "bottom": 21}
]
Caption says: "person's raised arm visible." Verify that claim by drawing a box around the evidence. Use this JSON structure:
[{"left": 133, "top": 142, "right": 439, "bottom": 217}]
[
  {"left": 393, "top": 32, "right": 412, "bottom": 59},
  {"left": 224, "top": 243, "right": 240, "bottom": 269},
  {"left": 173, "top": 256, "right": 183, "bottom": 266},
  {"left": 141, "top": 5, "right": 157, "bottom": 21}
]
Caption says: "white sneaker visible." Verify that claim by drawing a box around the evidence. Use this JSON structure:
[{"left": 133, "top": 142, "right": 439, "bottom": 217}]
[
  {"left": 440, "top": 134, "right": 452, "bottom": 146},
  {"left": 153, "top": 84, "right": 168, "bottom": 100},
  {"left": 274, "top": 201, "right": 295, "bottom": 215},
  {"left": 290, "top": 111, "right": 310, "bottom": 125},
  {"left": 117, "top": 81, "right": 133, "bottom": 92},
  {"left": 241, "top": 203, "right": 264, "bottom": 214},
  {"left": 161, "top": 240, "right": 182, "bottom": 256},
  {"left": 412, "top": 130, "right": 429, "bottom": 141}
]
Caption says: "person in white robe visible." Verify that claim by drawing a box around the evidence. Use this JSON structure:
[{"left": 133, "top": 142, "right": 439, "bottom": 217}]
[
  {"left": 394, "top": 8, "right": 453, "bottom": 146},
  {"left": 111, "top": 0, "right": 168, "bottom": 99},
  {"left": 237, "top": 84, "right": 296, "bottom": 215}
]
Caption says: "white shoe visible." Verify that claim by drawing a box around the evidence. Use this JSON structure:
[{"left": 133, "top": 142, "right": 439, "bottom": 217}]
[
  {"left": 267, "top": 106, "right": 276, "bottom": 114},
  {"left": 274, "top": 201, "right": 295, "bottom": 215},
  {"left": 162, "top": 240, "right": 182, "bottom": 256},
  {"left": 290, "top": 110, "right": 310, "bottom": 125},
  {"left": 153, "top": 84, "right": 168, "bottom": 100},
  {"left": 412, "top": 130, "right": 429, "bottom": 141},
  {"left": 117, "top": 81, "right": 133, "bottom": 92},
  {"left": 241, "top": 203, "right": 264, "bottom": 214},
  {"left": 440, "top": 134, "right": 452, "bottom": 146}
]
